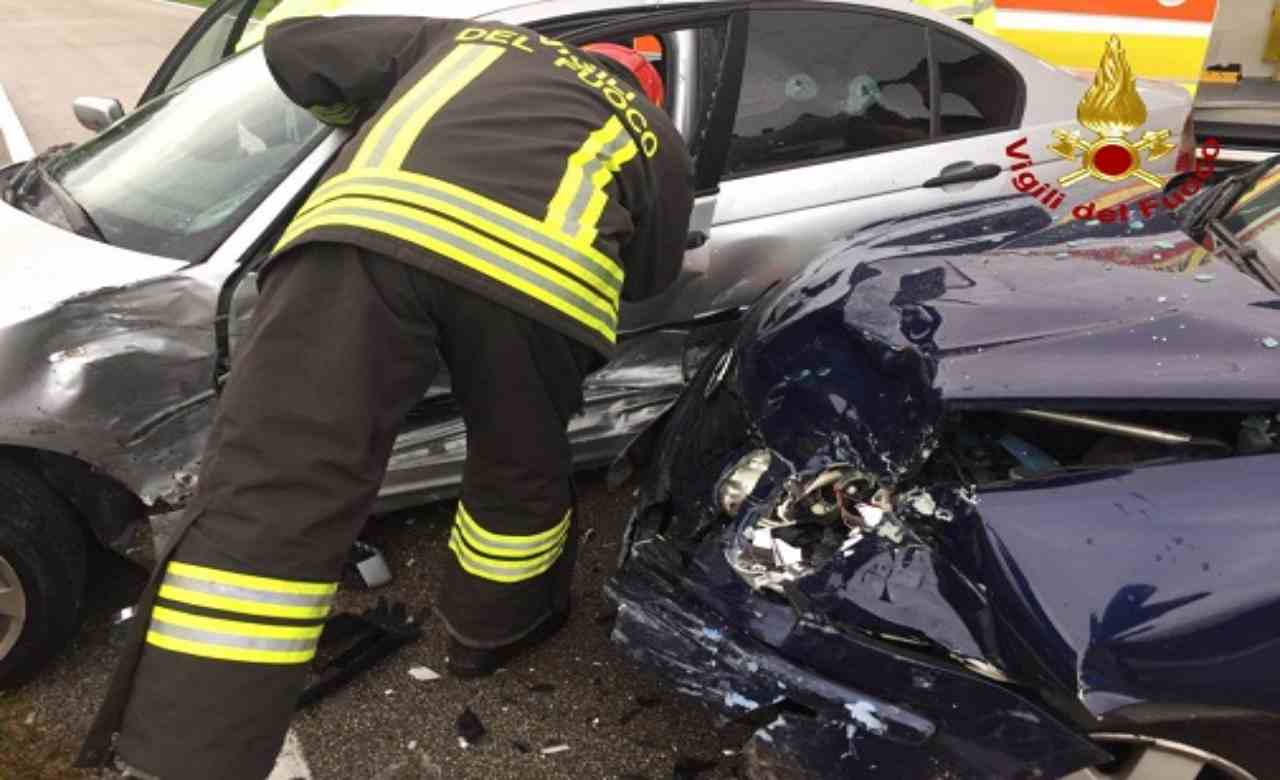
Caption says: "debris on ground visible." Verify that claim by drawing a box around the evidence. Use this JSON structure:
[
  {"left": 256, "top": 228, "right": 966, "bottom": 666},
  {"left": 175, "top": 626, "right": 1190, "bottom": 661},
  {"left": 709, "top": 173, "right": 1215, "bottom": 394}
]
[
  {"left": 370, "top": 751, "right": 444, "bottom": 780},
  {"left": 540, "top": 743, "right": 570, "bottom": 756},
  {"left": 408, "top": 666, "right": 441, "bottom": 682},
  {"left": 351, "top": 541, "right": 394, "bottom": 588},
  {"left": 299, "top": 598, "right": 424, "bottom": 708},
  {"left": 620, "top": 693, "right": 664, "bottom": 725},
  {"left": 457, "top": 707, "right": 487, "bottom": 748},
  {"left": 672, "top": 755, "right": 720, "bottom": 778}
]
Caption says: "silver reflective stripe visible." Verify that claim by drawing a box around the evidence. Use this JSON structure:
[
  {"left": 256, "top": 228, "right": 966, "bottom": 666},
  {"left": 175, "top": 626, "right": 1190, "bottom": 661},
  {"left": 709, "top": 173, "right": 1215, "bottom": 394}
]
[
  {"left": 313, "top": 176, "right": 622, "bottom": 299},
  {"left": 365, "top": 45, "right": 492, "bottom": 168},
  {"left": 562, "top": 130, "right": 637, "bottom": 239},
  {"left": 149, "top": 620, "right": 317, "bottom": 653},
  {"left": 312, "top": 205, "right": 617, "bottom": 327},
  {"left": 162, "top": 573, "right": 332, "bottom": 608}
]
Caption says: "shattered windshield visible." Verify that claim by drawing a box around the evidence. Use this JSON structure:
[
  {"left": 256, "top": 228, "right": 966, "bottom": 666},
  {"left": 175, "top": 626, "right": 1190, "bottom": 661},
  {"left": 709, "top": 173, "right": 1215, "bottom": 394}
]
[{"left": 46, "top": 49, "right": 328, "bottom": 262}]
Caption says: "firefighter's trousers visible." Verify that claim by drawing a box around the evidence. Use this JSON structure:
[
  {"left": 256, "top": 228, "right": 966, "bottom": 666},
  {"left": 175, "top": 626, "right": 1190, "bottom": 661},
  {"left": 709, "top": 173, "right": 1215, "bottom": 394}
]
[{"left": 107, "top": 243, "right": 596, "bottom": 779}]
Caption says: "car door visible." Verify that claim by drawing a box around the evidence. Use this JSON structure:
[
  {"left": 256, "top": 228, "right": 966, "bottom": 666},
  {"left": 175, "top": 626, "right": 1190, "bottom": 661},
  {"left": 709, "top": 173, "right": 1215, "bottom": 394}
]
[
  {"left": 140, "top": 0, "right": 279, "bottom": 104},
  {"left": 673, "top": 2, "right": 1027, "bottom": 324}
]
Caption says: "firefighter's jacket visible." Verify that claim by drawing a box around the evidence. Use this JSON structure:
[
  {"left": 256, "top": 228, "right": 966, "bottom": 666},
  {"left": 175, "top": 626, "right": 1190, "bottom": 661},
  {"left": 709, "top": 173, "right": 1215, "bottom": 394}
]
[{"left": 264, "top": 16, "right": 694, "bottom": 356}]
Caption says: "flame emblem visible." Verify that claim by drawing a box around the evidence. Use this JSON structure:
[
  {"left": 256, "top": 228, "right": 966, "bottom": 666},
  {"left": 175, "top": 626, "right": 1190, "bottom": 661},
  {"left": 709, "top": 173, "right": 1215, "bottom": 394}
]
[{"left": 1049, "top": 35, "right": 1176, "bottom": 189}]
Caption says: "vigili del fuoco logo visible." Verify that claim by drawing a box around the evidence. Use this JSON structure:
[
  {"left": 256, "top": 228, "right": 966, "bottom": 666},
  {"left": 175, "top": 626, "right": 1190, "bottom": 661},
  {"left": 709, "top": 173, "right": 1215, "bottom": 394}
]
[{"left": 1004, "top": 34, "right": 1219, "bottom": 221}]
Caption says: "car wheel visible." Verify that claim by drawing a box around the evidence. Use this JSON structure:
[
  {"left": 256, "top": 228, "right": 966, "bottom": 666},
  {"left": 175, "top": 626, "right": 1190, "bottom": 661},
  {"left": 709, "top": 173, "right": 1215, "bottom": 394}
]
[
  {"left": 0, "top": 460, "right": 87, "bottom": 689},
  {"left": 1063, "top": 722, "right": 1277, "bottom": 780}
]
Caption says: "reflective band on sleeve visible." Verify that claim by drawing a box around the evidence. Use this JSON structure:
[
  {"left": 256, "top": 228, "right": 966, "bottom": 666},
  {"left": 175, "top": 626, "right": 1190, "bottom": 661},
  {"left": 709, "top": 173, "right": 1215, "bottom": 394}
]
[
  {"left": 310, "top": 103, "right": 358, "bottom": 126},
  {"left": 147, "top": 607, "right": 321, "bottom": 665},
  {"left": 295, "top": 170, "right": 624, "bottom": 291},
  {"left": 354, "top": 43, "right": 505, "bottom": 170},
  {"left": 278, "top": 199, "right": 618, "bottom": 343},
  {"left": 545, "top": 116, "right": 639, "bottom": 246},
  {"left": 158, "top": 561, "right": 336, "bottom": 620},
  {"left": 456, "top": 504, "right": 570, "bottom": 558}
]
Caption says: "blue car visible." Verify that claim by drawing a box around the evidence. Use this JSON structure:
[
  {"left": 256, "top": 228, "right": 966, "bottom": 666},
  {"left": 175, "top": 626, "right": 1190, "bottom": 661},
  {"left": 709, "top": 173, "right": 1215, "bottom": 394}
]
[{"left": 607, "top": 160, "right": 1280, "bottom": 779}]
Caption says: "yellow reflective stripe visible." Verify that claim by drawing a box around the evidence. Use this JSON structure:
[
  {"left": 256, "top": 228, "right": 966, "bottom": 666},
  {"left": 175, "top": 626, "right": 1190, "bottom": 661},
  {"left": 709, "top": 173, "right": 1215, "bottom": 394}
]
[
  {"left": 146, "top": 632, "right": 315, "bottom": 665},
  {"left": 167, "top": 561, "right": 337, "bottom": 596},
  {"left": 381, "top": 44, "right": 505, "bottom": 170},
  {"left": 158, "top": 584, "right": 332, "bottom": 620},
  {"left": 456, "top": 503, "right": 570, "bottom": 558},
  {"left": 308, "top": 169, "right": 624, "bottom": 282},
  {"left": 279, "top": 198, "right": 617, "bottom": 343},
  {"left": 151, "top": 606, "right": 323, "bottom": 640},
  {"left": 448, "top": 528, "right": 565, "bottom": 584},
  {"left": 572, "top": 137, "right": 639, "bottom": 246},
  {"left": 353, "top": 43, "right": 505, "bottom": 170},
  {"left": 354, "top": 44, "right": 479, "bottom": 168},
  {"left": 546, "top": 116, "right": 628, "bottom": 234},
  {"left": 296, "top": 174, "right": 622, "bottom": 304}
]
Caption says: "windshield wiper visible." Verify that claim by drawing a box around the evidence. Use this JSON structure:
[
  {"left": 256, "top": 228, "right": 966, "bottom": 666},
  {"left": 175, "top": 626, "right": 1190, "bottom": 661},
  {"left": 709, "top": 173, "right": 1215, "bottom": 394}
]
[
  {"left": 1205, "top": 219, "right": 1280, "bottom": 293},
  {"left": 1, "top": 143, "right": 106, "bottom": 242},
  {"left": 1, "top": 143, "right": 71, "bottom": 206},
  {"left": 1183, "top": 153, "right": 1280, "bottom": 240}
]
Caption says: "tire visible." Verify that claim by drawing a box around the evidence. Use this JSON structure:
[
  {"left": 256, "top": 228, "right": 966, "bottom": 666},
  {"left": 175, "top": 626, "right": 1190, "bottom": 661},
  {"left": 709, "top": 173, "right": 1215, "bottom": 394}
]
[
  {"left": 0, "top": 459, "right": 87, "bottom": 689},
  {"left": 1063, "top": 721, "right": 1280, "bottom": 780}
]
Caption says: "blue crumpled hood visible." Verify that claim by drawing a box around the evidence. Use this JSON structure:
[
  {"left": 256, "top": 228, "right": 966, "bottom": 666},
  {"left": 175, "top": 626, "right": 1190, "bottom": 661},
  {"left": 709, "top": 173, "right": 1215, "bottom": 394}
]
[{"left": 734, "top": 242, "right": 1280, "bottom": 485}]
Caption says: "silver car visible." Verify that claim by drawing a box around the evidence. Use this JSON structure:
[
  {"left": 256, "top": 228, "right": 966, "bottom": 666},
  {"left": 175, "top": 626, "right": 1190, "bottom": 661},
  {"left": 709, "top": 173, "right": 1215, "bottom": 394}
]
[{"left": 0, "top": 0, "right": 1192, "bottom": 685}]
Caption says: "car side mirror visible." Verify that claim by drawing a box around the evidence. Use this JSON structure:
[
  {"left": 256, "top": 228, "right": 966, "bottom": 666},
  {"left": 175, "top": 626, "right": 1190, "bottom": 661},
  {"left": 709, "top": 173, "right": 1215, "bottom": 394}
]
[{"left": 72, "top": 97, "right": 124, "bottom": 133}]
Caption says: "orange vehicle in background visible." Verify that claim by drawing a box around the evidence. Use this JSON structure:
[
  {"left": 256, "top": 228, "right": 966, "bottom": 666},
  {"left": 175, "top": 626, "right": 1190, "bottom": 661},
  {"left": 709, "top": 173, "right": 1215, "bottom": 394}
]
[{"left": 919, "top": 0, "right": 1219, "bottom": 97}]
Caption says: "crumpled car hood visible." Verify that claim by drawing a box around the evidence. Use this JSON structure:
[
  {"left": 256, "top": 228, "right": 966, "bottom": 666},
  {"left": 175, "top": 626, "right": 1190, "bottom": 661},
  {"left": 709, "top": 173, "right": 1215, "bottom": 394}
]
[
  {"left": 0, "top": 201, "right": 184, "bottom": 328},
  {"left": 740, "top": 247, "right": 1280, "bottom": 421}
]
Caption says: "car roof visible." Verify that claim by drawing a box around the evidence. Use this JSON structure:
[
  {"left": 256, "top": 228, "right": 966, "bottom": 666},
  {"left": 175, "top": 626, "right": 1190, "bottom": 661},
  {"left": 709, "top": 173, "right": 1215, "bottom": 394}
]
[{"left": 334, "top": 0, "right": 965, "bottom": 27}]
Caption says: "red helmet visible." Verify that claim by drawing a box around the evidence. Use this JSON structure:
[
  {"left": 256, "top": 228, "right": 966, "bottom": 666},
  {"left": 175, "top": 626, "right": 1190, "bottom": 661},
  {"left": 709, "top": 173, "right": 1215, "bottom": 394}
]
[{"left": 582, "top": 43, "right": 665, "bottom": 107}]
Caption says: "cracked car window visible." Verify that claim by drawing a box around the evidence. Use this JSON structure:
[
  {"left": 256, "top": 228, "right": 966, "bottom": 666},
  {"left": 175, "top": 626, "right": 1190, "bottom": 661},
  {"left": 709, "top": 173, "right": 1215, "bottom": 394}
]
[
  {"left": 47, "top": 48, "right": 327, "bottom": 263},
  {"left": 725, "top": 10, "right": 931, "bottom": 176}
]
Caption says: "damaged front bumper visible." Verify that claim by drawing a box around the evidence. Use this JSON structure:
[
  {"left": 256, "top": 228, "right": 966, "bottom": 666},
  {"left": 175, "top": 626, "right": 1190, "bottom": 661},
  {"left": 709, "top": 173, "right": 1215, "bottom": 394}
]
[{"left": 608, "top": 534, "right": 1107, "bottom": 779}]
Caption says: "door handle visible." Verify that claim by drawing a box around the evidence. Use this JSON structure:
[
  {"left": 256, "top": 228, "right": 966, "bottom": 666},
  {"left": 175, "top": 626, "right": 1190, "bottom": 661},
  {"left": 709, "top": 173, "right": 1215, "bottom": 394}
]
[
  {"left": 686, "top": 230, "right": 709, "bottom": 249},
  {"left": 923, "top": 162, "right": 1002, "bottom": 188}
]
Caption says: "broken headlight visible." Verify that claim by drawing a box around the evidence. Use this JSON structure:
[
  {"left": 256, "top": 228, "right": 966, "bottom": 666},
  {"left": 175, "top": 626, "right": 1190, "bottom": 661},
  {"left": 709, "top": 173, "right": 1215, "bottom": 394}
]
[
  {"left": 725, "top": 465, "right": 907, "bottom": 594},
  {"left": 717, "top": 449, "right": 772, "bottom": 515}
]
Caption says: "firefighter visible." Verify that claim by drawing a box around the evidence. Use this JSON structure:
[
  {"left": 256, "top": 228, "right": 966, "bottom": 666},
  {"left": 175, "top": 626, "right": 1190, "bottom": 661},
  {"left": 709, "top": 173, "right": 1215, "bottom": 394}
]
[{"left": 78, "top": 15, "right": 692, "bottom": 780}]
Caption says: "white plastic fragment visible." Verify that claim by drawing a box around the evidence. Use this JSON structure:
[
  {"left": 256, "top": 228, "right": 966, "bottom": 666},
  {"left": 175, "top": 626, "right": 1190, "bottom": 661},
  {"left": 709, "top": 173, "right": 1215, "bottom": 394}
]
[
  {"left": 771, "top": 538, "right": 803, "bottom": 567},
  {"left": 856, "top": 504, "right": 885, "bottom": 528},
  {"left": 407, "top": 741, "right": 418, "bottom": 751},
  {"left": 24, "top": 712, "right": 35, "bottom": 726},
  {"left": 1262, "top": 337, "right": 1280, "bottom": 349},
  {"left": 845, "top": 701, "right": 888, "bottom": 735},
  {"left": 1195, "top": 273, "right": 1215, "bottom": 282},
  {"left": 384, "top": 689, "right": 395, "bottom": 696},
  {"left": 540, "top": 744, "right": 570, "bottom": 755},
  {"left": 725, "top": 690, "right": 761, "bottom": 710},
  {"left": 409, "top": 666, "right": 441, "bottom": 682},
  {"left": 749, "top": 526, "right": 774, "bottom": 551}
]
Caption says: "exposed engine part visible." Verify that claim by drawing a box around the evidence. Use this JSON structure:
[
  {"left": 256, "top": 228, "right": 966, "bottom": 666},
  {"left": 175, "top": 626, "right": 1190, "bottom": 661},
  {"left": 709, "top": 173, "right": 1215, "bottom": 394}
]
[
  {"left": 1011, "top": 409, "right": 1196, "bottom": 446},
  {"left": 726, "top": 466, "right": 908, "bottom": 593}
]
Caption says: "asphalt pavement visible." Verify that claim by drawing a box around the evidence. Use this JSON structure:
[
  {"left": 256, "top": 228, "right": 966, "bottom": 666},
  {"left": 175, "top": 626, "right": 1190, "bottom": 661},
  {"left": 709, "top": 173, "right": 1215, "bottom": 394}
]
[
  {"left": 0, "top": 0, "right": 197, "bottom": 152},
  {"left": 1, "top": 474, "right": 744, "bottom": 780}
]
